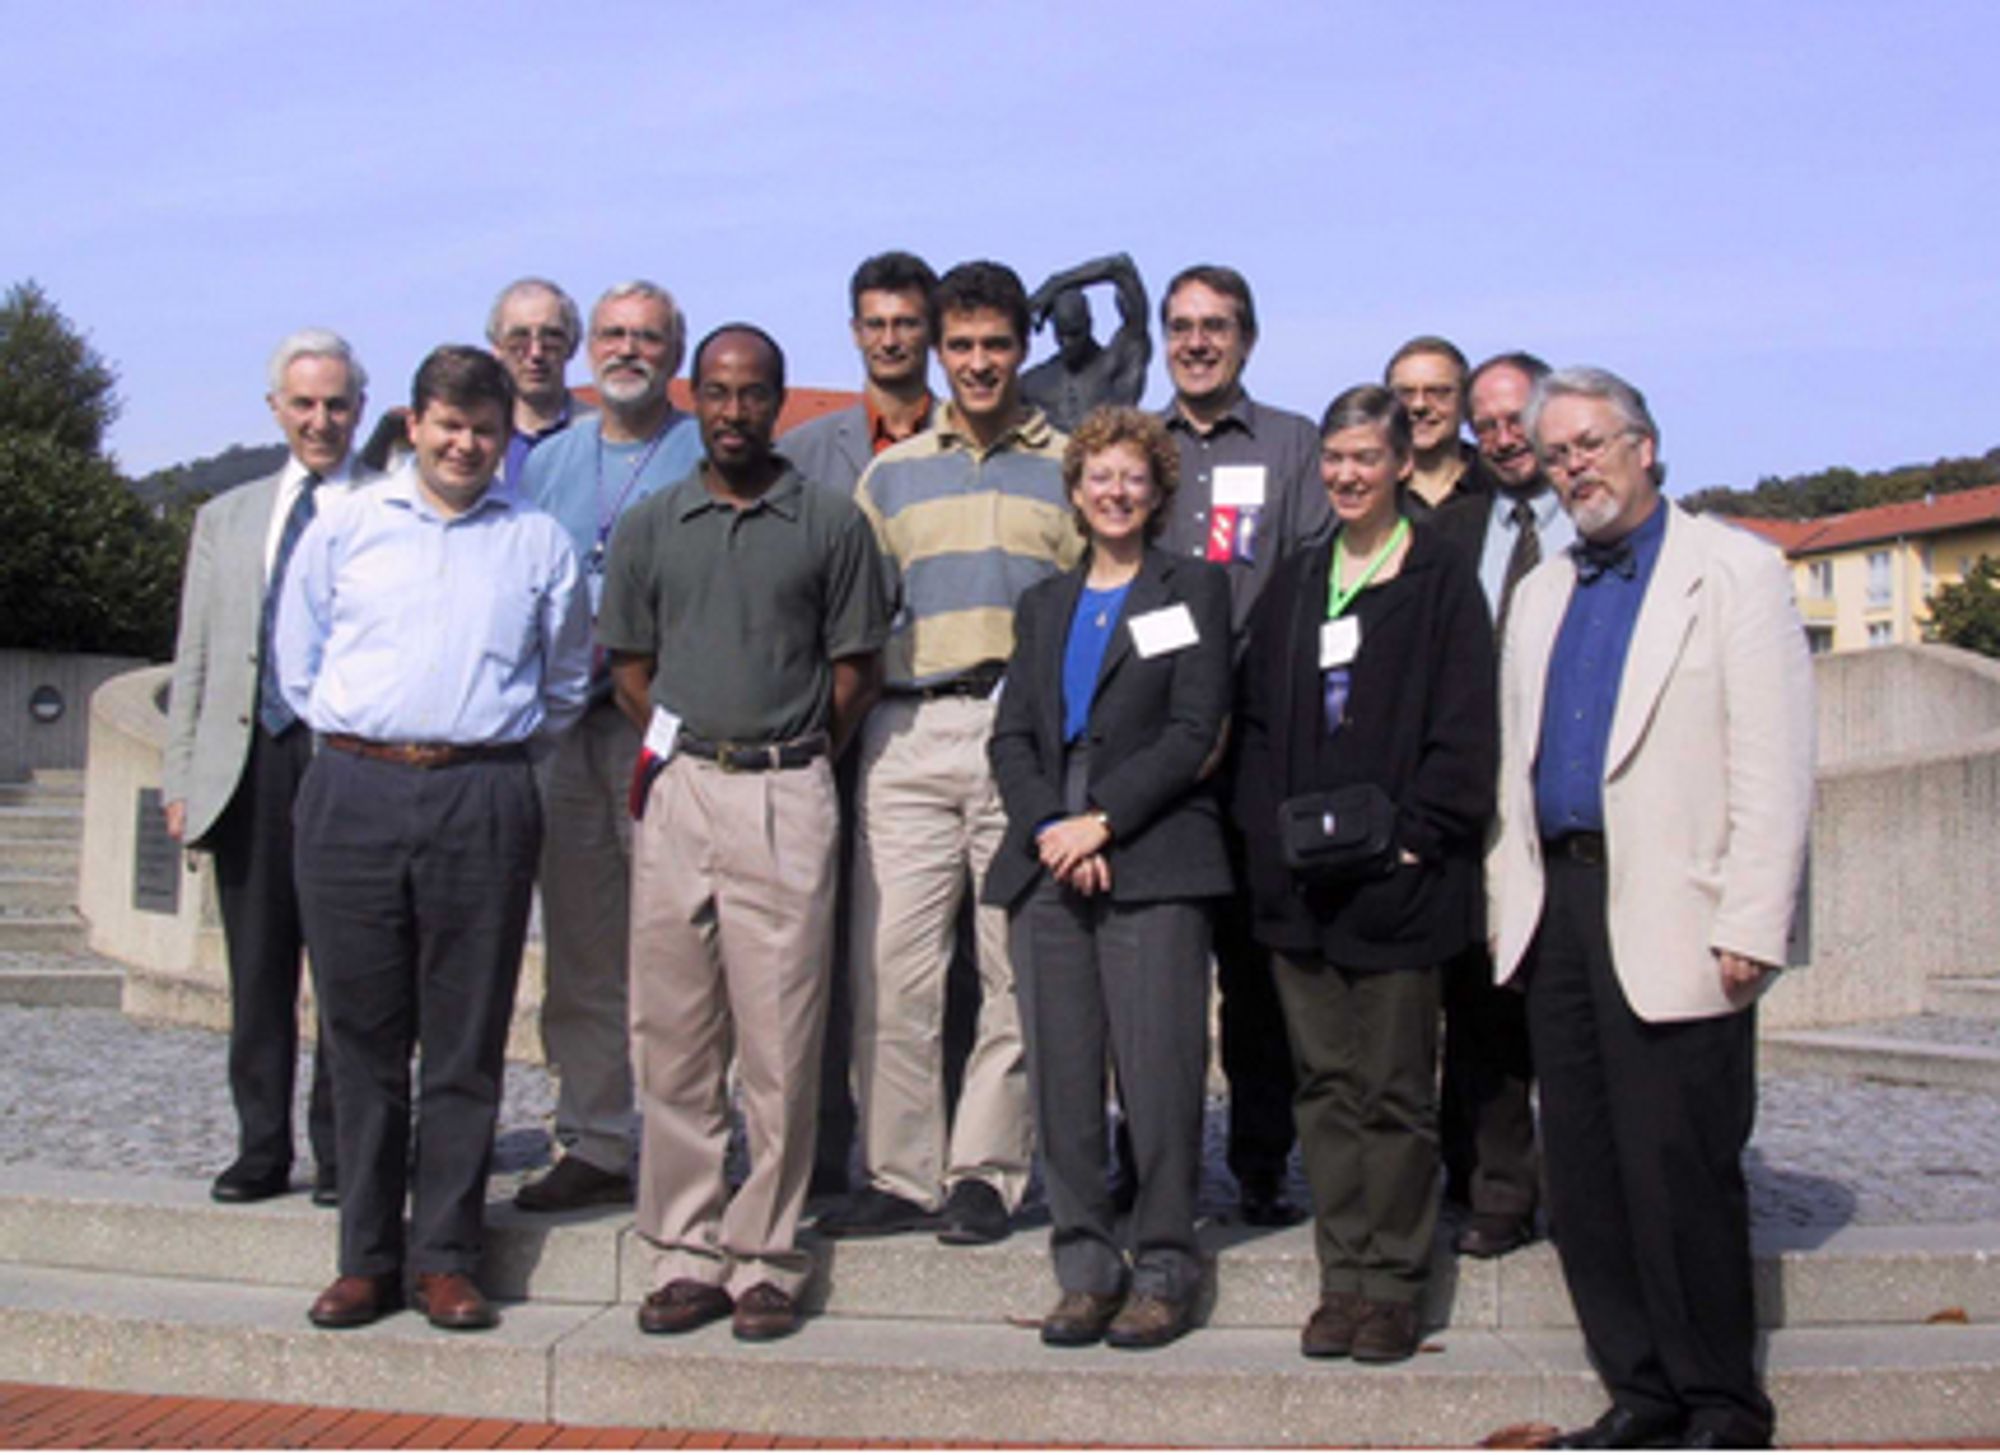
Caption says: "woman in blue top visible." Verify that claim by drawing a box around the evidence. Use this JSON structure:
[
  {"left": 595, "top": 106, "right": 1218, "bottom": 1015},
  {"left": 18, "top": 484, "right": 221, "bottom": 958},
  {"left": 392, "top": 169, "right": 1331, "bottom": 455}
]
[{"left": 985, "top": 406, "right": 1234, "bottom": 1350}]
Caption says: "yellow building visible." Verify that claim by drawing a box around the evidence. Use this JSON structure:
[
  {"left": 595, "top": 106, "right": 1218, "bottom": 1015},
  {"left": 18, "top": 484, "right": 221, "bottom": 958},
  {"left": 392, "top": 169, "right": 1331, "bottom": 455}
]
[{"left": 1726, "top": 484, "right": 2000, "bottom": 654}]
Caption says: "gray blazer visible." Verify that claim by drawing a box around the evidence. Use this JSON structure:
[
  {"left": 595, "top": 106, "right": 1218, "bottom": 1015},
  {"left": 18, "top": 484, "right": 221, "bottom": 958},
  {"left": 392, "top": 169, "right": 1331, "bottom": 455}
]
[{"left": 779, "top": 403, "right": 870, "bottom": 497}]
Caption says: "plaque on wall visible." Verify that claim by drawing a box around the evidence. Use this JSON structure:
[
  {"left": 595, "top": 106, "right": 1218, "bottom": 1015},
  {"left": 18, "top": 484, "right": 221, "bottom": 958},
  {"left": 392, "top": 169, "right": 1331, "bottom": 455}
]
[{"left": 133, "top": 787, "right": 181, "bottom": 915}]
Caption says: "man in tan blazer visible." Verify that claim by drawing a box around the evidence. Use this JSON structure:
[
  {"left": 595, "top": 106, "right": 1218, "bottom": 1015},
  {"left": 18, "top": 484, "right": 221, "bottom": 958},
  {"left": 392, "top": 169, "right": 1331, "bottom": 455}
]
[{"left": 1487, "top": 367, "right": 1812, "bottom": 1451}]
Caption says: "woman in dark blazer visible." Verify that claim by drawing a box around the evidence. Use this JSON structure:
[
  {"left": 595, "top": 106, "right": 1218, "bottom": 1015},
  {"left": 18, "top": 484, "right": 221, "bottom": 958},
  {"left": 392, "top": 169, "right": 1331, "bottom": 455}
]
[
  {"left": 985, "top": 406, "right": 1233, "bottom": 1352},
  {"left": 1235, "top": 384, "right": 1496, "bottom": 1364}
]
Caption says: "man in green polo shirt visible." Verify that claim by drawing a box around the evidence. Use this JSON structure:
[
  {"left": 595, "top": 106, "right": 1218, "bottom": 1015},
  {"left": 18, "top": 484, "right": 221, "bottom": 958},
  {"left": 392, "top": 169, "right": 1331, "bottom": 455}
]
[{"left": 597, "top": 323, "right": 891, "bottom": 1343}]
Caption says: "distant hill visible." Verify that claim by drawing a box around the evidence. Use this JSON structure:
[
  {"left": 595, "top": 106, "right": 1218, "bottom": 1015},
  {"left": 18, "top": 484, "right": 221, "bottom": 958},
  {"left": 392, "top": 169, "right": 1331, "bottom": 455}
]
[
  {"left": 131, "top": 442, "right": 286, "bottom": 510},
  {"left": 1684, "top": 445, "right": 2000, "bottom": 521}
]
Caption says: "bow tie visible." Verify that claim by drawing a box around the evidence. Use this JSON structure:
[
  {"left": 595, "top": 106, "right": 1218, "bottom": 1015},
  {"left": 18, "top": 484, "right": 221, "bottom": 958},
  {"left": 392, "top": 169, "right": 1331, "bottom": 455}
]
[{"left": 1571, "top": 536, "right": 1637, "bottom": 584}]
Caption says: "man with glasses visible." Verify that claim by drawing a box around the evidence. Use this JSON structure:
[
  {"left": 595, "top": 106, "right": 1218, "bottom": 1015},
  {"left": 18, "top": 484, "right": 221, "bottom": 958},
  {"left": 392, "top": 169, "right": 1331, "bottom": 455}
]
[
  {"left": 513, "top": 281, "right": 703, "bottom": 1213},
  {"left": 1384, "top": 335, "right": 1487, "bottom": 517},
  {"left": 487, "top": 278, "right": 592, "bottom": 486},
  {"left": 1153, "top": 263, "right": 1326, "bottom": 1227},
  {"left": 1488, "top": 367, "right": 1811, "bottom": 1449}
]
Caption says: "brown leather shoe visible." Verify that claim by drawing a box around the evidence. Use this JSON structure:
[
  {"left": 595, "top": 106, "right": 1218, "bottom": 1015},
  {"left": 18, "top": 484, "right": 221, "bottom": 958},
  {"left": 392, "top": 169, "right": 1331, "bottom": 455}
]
[
  {"left": 1040, "top": 1289, "right": 1125, "bottom": 1347},
  {"left": 731, "top": 1282, "right": 801, "bottom": 1342},
  {"left": 1351, "top": 1298, "right": 1421, "bottom": 1363},
  {"left": 1105, "top": 1293, "right": 1191, "bottom": 1350},
  {"left": 413, "top": 1272, "right": 497, "bottom": 1331},
  {"left": 1300, "top": 1291, "right": 1369, "bottom": 1359},
  {"left": 513, "top": 1157, "right": 634, "bottom": 1213},
  {"left": 637, "top": 1278, "right": 733, "bottom": 1335},
  {"left": 307, "top": 1273, "right": 402, "bottom": 1329}
]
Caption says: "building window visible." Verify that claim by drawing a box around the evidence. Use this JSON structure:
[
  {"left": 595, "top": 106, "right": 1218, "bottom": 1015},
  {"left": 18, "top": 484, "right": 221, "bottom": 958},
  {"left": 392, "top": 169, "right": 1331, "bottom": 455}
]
[
  {"left": 1807, "top": 560, "right": 1833, "bottom": 599},
  {"left": 1867, "top": 550, "right": 1893, "bottom": 607},
  {"left": 1868, "top": 621, "right": 1894, "bottom": 648},
  {"left": 1921, "top": 545, "right": 1934, "bottom": 595},
  {"left": 1807, "top": 625, "right": 1834, "bottom": 655}
]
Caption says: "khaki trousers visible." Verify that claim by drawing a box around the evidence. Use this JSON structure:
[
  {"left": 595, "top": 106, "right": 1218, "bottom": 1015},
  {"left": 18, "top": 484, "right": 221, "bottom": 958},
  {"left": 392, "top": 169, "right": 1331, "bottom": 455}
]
[
  {"left": 850, "top": 694, "right": 1031, "bottom": 1210},
  {"left": 629, "top": 752, "right": 837, "bottom": 1297}
]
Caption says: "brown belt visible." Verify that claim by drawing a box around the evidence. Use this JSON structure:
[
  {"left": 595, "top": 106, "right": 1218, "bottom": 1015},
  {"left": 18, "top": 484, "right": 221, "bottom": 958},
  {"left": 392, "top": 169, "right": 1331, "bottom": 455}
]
[{"left": 325, "top": 734, "right": 528, "bottom": 770}]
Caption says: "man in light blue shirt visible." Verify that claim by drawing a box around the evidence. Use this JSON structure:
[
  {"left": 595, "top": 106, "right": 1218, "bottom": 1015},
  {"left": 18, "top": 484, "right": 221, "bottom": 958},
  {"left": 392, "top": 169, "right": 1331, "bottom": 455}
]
[
  {"left": 276, "top": 344, "right": 590, "bottom": 1335},
  {"left": 512, "top": 279, "right": 704, "bottom": 1214}
]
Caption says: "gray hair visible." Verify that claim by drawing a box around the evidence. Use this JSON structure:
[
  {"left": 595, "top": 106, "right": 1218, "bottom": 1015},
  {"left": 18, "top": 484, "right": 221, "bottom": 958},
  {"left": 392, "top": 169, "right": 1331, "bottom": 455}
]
[
  {"left": 266, "top": 328, "right": 366, "bottom": 398},
  {"left": 592, "top": 279, "right": 687, "bottom": 377},
  {"left": 485, "top": 277, "right": 581, "bottom": 350},
  {"left": 1526, "top": 365, "right": 1667, "bottom": 489}
]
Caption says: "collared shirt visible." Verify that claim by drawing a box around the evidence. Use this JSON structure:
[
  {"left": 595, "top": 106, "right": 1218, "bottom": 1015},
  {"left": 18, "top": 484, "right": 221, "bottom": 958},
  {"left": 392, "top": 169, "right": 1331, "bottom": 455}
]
[
  {"left": 275, "top": 464, "right": 592, "bottom": 745},
  {"left": 263, "top": 454, "right": 357, "bottom": 578},
  {"left": 855, "top": 402, "right": 1081, "bottom": 688},
  {"left": 518, "top": 409, "right": 704, "bottom": 566},
  {"left": 1475, "top": 483, "right": 1575, "bottom": 620},
  {"left": 502, "top": 392, "right": 590, "bottom": 489},
  {"left": 597, "top": 465, "right": 891, "bottom": 743},
  {"left": 1157, "top": 392, "right": 1328, "bottom": 638},
  {"left": 866, "top": 393, "right": 933, "bottom": 455},
  {"left": 1534, "top": 499, "right": 1670, "bottom": 838}
]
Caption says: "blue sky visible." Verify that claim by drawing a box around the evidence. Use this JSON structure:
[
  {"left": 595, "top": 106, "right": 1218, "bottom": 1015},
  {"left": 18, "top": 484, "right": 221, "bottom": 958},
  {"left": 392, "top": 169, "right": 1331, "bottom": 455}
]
[{"left": 6, "top": 1, "right": 1997, "bottom": 496}]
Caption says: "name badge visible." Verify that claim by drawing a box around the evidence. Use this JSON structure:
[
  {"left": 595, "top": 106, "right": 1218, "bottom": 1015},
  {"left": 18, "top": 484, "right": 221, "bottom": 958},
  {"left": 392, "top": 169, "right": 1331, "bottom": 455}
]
[
  {"left": 1212, "top": 464, "right": 1267, "bottom": 508},
  {"left": 1129, "top": 603, "right": 1200, "bottom": 658},
  {"left": 644, "top": 704, "right": 683, "bottom": 764},
  {"left": 1320, "top": 617, "right": 1361, "bottom": 669},
  {"left": 586, "top": 566, "right": 606, "bottom": 620}
]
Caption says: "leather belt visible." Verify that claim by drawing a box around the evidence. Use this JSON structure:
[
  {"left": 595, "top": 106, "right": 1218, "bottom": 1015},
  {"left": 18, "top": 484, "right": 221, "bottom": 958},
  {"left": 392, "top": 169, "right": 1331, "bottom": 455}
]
[
  {"left": 1544, "top": 831, "right": 1607, "bottom": 866},
  {"left": 677, "top": 731, "right": 828, "bottom": 773},
  {"left": 900, "top": 660, "right": 1006, "bottom": 701},
  {"left": 325, "top": 734, "right": 528, "bottom": 770}
]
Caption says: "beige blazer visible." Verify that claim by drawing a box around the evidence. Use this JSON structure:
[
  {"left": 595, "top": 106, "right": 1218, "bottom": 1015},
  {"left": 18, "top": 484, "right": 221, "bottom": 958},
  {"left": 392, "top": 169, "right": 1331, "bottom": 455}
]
[{"left": 1487, "top": 505, "right": 1814, "bottom": 1022}]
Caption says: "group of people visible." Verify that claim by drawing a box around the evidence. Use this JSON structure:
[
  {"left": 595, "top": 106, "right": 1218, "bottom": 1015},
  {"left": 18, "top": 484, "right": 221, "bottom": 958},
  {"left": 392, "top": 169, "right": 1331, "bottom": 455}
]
[{"left": 160, "top": 250, "right": 1814, "bottom": 1450}]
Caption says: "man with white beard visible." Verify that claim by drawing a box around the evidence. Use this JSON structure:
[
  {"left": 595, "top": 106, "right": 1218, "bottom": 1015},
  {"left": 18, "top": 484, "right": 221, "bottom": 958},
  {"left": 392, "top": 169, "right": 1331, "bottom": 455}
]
[{"left": 514, "top": 280, "right": 703, "bottom": 1212}]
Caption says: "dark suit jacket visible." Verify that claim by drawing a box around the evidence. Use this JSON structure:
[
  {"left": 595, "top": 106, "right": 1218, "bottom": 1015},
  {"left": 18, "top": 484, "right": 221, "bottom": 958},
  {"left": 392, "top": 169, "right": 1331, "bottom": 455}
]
[{"left": 984, "top": 546, "right": 1235, "bottom": 910}]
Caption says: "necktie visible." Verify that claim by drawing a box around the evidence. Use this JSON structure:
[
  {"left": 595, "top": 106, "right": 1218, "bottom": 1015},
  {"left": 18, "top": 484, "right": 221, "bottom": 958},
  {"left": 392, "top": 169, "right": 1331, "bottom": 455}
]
[
  {"left": 1495, "top": 497, "right": 1540, "bottom": 637},
  {"left": 1571, "top": 534, "right": 1637, "bottom": 585},
  {"left": 257, "top": 473, "right": 320, "bottom": 735}
]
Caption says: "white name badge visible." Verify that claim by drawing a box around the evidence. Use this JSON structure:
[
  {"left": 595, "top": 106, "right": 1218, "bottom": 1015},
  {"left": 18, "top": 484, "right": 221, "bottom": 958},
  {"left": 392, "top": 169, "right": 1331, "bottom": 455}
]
[
  {"left": 1320, "top": 617, "right": 1361, "bottom": 668},
  {"left": 644, "top": 704, "right": 683, "bottom": 764},
  {"left": 1129, "top": 603, "right": 1200, "bottom": 658},
  {"left": 1212, "top": 464, "right": 1267, "bottom": 508}
]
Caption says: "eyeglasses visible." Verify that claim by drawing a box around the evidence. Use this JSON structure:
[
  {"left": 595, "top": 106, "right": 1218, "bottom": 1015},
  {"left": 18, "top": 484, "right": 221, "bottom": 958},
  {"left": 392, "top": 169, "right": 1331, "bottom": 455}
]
[
  {"left": 593, "top": 325, "right": 671, "bottom": 350},
  {"left": 498, "top": 326, "right": 571, "bottom": 356},
  {"left": 1470, "top": 412, "right": 1525, "bottom": 441},
  {"left": 1540, "top": 428, "right": 1638, "bottom": 475}
]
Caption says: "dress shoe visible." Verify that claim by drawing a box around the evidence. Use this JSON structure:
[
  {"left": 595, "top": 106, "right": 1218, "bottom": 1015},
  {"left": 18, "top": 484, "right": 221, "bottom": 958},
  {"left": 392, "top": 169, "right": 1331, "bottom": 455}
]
[
  {"left": 1350, "top": 1298, "right": 1422, "bottom": 1363},
  {"left": 814, "top": 1187, "right": 937, "bottom": 1238},
  {"left": 1105, "top": 1293, "right": 1191, "bottom": 1350},
  {"left": 1550, "top": 1406, "right": 1687, "bottom": 1449},
  {"left": 1455, "top": 1217, "right": 1533, "bottom": 1259},
  {"left": 310, "top": 1165, "right": 339, "bottom": 1208},
  {"left": 512, "top": 1157, "right": 633, "bottom": 1213},
  {"left": 1300, "top": 1291, "right": 1370, "bottom": 1359},
  {"left": 1238, "top": 1176, "right": 1304, "bottom": 1228},
  {"left": 412, "top": 1272, "right": 496, "bottom": 1331},
  {"left": 936, "top": 1179, "right": 1010, "bottom": 1245},
  {"left": 1678, "top": 1422, "right": 1769, "bottom": 1450},
  {"left": 731, "top": 1282, "right": 801, "bottom": 1341},
  {"left": 1040, "top": 1289, "right": 1125, "bottom": 1347},
  {"left": 210, "top": 1161, "right": 289, "bottom": 1204},
  {"left": 307, "top": 1273, "right": 403, "bottom": 1329},
  {"left": 637, "top": 1278, "right": 733, "bottom": 1335}
]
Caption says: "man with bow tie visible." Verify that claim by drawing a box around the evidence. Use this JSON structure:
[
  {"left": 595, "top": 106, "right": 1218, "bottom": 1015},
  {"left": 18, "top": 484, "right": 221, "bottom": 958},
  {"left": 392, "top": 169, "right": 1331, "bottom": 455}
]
[{"left": 1485, "top": 367, "right": 1814, "bottom": 1450}]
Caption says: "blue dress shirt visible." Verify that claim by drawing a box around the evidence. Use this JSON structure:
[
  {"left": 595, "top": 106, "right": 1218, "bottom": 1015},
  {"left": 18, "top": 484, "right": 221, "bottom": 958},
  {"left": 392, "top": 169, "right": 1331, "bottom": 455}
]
[
  {"left": 274, "top": 466, "right": 593, "bottom": 745},
  {"left": 1534, "top": 500, "right": 1668, "bottom": 838},
  {"left": 1476, "top": 485, "right": 1576, "bottom": 620}
]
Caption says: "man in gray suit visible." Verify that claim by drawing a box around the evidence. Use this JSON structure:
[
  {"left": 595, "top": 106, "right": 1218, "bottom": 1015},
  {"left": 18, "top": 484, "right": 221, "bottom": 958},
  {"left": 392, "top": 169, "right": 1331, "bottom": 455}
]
[{"left": 163, "top": 328, "right": 368, "bottom": 1205}]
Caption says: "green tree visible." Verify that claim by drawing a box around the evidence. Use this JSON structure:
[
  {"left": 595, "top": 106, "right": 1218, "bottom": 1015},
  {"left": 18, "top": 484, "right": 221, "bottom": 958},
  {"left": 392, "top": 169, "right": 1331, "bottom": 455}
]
[
  {"left": 0, "top": 280, "right": 188, "bottom": 659},
  {"left": 1926, "top": 556, "right": 2000, "bottom": 660}
]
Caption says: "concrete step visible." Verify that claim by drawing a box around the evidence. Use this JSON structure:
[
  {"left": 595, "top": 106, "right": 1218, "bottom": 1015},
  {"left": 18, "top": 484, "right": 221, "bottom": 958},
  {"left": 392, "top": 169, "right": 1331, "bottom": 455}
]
[
  {"left": 0, "top": 774, "right": 85, "bottom": 806},
  {"left": 0, "top": 870, "right": 76, "bottom": 913},
  {"left": 0, "top": 952, "right": 124, "bottom": 1008},
  {"left": 5, "top": 1168, "right": 1996, "bottom": 1333},
  {"left": 2, "top": 1262, "right": 1997, "bottom": 1446},
  {"left": 1928, "top": 978, "right": 2000, "bottom": 1017},
  {"left": 0, "top": 914, "right": 87, "bottom": 955},
  {"left": 0, "top": 805, "right": 83, "bottom": 842},
  {"left": 1763, "top": 1026, "right": 2000, "bottom": 1092},
  {"left": 0, "top": 838, "right": 80, "bottom": 875}
]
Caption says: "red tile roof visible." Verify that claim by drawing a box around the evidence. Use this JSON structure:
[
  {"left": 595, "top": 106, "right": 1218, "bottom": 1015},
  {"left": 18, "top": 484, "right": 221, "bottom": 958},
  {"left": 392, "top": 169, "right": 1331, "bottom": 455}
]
[
  {"left": 575, "top": 382, "right": 859, "bottom": 435},
  {"left": 1718, "top": 482, "right": 2000, "bottom": 556}
]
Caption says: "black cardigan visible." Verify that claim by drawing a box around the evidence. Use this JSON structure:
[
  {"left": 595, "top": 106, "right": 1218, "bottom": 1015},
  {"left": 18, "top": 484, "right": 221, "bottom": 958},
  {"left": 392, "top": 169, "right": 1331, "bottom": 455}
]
[
  {"left": 984, "top": 546, "right": 1235, "bottom": 910},
  {"left": 1233, "top": 520, "right": 1497, "bottom": 969}
]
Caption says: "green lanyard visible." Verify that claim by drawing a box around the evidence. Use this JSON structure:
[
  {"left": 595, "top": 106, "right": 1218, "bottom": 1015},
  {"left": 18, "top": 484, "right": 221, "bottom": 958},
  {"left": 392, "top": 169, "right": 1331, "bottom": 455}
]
[{"left": 1326, "top": 516, "right": 1409, "bottom": 619}]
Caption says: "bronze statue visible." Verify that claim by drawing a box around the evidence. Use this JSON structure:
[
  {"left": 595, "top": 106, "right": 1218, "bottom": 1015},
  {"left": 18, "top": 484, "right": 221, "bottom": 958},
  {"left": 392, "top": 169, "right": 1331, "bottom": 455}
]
[{"left": 1021, "top": 253, "right": 1151, "bottom": 432}]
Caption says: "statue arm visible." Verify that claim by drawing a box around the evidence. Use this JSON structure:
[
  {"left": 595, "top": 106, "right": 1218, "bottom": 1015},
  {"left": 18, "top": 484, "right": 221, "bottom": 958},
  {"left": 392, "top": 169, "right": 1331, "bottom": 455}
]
[{"left": 1028, "top": 252, "right": 1146, "bottom": 328}]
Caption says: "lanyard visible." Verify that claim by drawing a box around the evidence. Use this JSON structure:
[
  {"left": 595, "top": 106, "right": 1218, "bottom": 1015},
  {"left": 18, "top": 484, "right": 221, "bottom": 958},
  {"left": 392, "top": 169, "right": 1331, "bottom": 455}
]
[
  {"left": 592, "top": 425, "right": 670, "bottom": 559},
  {"left": 1326, "top": 516, "right": 1409, "bottom": 619}
]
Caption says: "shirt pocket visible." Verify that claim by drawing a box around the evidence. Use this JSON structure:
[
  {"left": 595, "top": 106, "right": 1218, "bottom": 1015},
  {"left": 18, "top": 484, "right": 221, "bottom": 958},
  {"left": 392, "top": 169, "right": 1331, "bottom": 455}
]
[{"left": 482, "top": 583, "right": 544, "bottom": 667}]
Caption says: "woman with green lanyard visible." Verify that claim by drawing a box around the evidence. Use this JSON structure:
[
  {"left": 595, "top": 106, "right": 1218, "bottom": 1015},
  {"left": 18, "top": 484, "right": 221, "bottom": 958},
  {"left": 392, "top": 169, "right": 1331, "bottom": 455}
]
[{"left": 1234, "top": 383, "right": 1497, "bottom": 1363}]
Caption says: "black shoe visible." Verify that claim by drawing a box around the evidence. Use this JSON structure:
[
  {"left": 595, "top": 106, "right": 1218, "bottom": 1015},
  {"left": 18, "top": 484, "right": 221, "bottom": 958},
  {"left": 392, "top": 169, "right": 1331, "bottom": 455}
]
[
  {"left": 814, "top": 1187, "right": 937, "bottom": 1238},
  {"left": 513, "top": 1157, "right": 633, "bottom": 1213},
  {"left": 310, "top": 1165, "right": 339, "bottom": 1208},
  {"left": 936, "top": 1179, "right": 1010, "bottom": 1245},
  {"left": 1238, "top": 1175, "right": 1303, "bottom": 1228},
  {"left": 1678, "top": 1423, "right": 1769, "bottom": 1450},
  {"left": 1551, "top": 1406, "right": 1686, "bottom": 1449},
  {"left": 1455, "top": 1217, "right": 1533, "bottom": 1259},
  {"left": 211, "top": 1161, "right": 289, "bottom": 1204}
]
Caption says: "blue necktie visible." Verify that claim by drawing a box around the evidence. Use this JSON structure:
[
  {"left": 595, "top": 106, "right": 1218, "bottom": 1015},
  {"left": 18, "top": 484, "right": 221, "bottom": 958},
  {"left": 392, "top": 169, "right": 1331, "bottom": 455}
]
[{"left": 257, "top": 474, "right": 319, "bottom": 735}]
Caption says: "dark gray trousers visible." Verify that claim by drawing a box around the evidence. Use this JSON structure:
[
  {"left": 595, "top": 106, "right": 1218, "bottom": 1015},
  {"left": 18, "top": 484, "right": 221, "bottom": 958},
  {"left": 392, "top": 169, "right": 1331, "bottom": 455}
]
[
  {"left": 1011, "top": 880, "right": 1212, "bottom": 1302},
  {"left": 295, "top": 745, "right": 540, "bottom": 1278}
]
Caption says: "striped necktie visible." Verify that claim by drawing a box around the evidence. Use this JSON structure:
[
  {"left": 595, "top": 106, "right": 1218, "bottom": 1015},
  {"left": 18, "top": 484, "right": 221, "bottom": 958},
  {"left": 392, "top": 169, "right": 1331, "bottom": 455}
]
[{"left": 256, "top": 473, "right": 320, "bottom": 735}]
